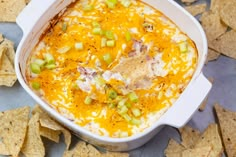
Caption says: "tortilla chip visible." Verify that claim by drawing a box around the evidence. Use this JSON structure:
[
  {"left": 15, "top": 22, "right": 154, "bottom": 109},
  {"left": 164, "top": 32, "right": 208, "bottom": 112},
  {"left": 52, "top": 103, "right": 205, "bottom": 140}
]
[
  {"left": 164, "top": 139, "right": 185, "bottom": 157},
  {"left": 206, "top": 48, "right": 220, "bottom": 63},
  {"left": 184, "top": 3, "right": 207, "bottom": 16},
  {"left": 220, "top": 0, "right": 236, "bottom": 30},
  {"left": 63, "top": 141, "right": 89, "bottom": 157},
  {"left": 0, "top": 0, "right": 26, "bottom": 22},
  {"left": 25, "top": 0, "right": 31, "bottom": 4},
  {"left": 39, "top": 126, "right": 61, "bottom": 143},
  {"left": 194, "top": 123, "right": 223, "bottom": 157},
  {"left": 32, "top": 105, "right": 71, "bottom": 149},
  {"left": 0, "top": 34, "right": 3, "bottom": 43},
  {"left": 181, "top": 0, "right": 197, "bottom": 5},
  {"left": 0, "top": 46, "right": 7, "bottom": 69},
  {"left": 210, "top": 0, "right": 221, "bottom": 12},
  {"left": 200, "top": 11, "right": 228, "bottom": 42},
  {"left": 182, "top": 146, "right": 212, "bottom": 157},
  {"left": 103, "top": 152, "right": 129, "bottom": 157},
  {"left": 214, "top": 104, "right": 236, "bottom": 157},
  {"left": 87, "top": 144, "right": 101, "bottom": 156},
  {"left": 0, "top": 106, "right": 30, "bottom": 157},
  {"left": 21, "top": 113, "right": 45, "bottom": 157},
  {"left": 0, "top": 39, "right": 15, "bottom": 66},
  {"left": 179, "top": 126, "right": 201, "bottom": 148},
  {"left": 209, "top": 30, "right": 236, "bottom": 59},
  {"left": 199, "top": 97, "right": 208, "bottom": 111}
]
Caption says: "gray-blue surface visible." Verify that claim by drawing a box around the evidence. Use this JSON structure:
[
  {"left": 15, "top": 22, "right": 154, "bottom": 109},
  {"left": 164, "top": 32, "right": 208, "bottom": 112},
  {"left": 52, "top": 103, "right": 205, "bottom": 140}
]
[{"left": 0, "top": 0, "right": 232, "bottom": 156}]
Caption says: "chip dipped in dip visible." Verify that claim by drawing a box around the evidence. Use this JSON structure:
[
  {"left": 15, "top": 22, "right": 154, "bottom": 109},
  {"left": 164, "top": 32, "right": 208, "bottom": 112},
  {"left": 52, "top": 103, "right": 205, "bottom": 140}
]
[{"left": 26, "top": 0, "right": 197, "bottom": 138}]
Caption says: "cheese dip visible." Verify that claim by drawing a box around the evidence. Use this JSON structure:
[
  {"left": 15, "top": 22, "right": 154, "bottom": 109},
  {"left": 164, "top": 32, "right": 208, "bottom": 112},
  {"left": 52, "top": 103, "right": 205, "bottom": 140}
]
[{"left": 26, "top": 0, "right": 197, "bottom": 137}]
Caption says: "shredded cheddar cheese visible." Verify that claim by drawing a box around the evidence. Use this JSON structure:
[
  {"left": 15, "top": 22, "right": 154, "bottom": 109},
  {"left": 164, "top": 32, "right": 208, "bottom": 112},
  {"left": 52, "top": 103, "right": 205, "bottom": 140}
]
[{"left": 26, "top": 0, "right": 197, "bottom": 137}]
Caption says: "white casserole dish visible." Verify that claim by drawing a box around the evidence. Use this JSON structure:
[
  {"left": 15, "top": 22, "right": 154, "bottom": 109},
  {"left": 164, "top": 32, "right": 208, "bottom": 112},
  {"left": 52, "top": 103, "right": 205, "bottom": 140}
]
[{"left": 15, "top": 0, "right": 212, "bottom": 151}]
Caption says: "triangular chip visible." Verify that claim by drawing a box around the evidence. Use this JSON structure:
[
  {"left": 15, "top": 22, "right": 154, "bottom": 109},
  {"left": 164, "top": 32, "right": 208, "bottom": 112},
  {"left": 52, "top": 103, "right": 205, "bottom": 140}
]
[
  {"left": 209, "top": 30, "right": 236, "bottom": 59},
  {"left": 184, "top": 3, "right": 207, "bottom": 16},
  {"left": 87, "top": 144, "right": 101, "bottom": 156},
  {"left": 220, "top": 0, "right": 236, "bottom": 30},
  {"left": 0, "top": 0, "right": 26, "bottom": 22},
  {"left": 214, "top": 104, "right": 236, "bottom": 157},
  {"left": 206, "top": 48, "right": 220, "bottom": 63},
  {"left": 0, "top": 39, "right": 15, "bottom": 66},
  {"left": 21, "top": 113, "right": 45, "bottom": 157},
  {"left": 182, "top": 146, "right": 212, "bottom": 157},
  {"left": 32, "top": 105, "right": 71, "bottom": 149},
  {"left": 0, "top": 34, "right": 3, "bottom": 43},
  {"left": 102, "top": 152, "right": 129, "bottom": 157},
  {"left": 200, "top": 11, "right": 227, "bottom": 42},
  {"left": 63, "top": 141, "right": 89, "bottom": 157},
  {"left": 0, "top": 46, "right": 7, "bottom": 69},
  {"left": 0, "top": 52, "right": 15, "bottom": 73},
  {"left": 0, "top": 106, "right": 30, "bottom": 157},
  {"left": 164, "top": 139, "right": 185, "bottom": 157},
  {"left": 179, "top": 126, "right": 201, "bottom": 149},
  {"left": 39, "top": 126, "right": 61, "bottom": 143},
  {"left": 194, "top": 123, "right": 223, "bottom": 157}
]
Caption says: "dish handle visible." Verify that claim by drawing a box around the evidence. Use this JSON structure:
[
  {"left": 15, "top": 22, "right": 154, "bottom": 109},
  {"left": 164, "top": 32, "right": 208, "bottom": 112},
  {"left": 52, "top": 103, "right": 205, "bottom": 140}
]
[
  {"left": 161, "top": 73, "right": 212, "bottom": 128},
  {"left": 16, "top": 0, "right": 55, "bottom": 34}
]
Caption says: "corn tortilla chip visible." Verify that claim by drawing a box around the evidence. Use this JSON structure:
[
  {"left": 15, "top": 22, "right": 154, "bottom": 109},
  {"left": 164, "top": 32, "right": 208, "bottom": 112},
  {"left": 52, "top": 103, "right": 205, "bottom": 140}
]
[
  {"left": 184, "top": 3, "right": 207, "bottom": 16},
  {"left": 0, "top": 106, "right": 30, "bottom": 157},
  {"left": 32, "top": 105, "right": 71, "bottom": 149},
  {"left": 209, "top": 30, "right": 236, "bottom": 59},
  {"left": 206, "top": 48, "right": 220, "bottom": 63},
  {"left": 182, "top": 146, "right": 212, "bottom": 157},
  {"left": 0, "top": 52, "right": 14, "bottom": 73},
  {"left": 0, "top": 46, "right": 7, "bottom": 69},
  {"left": 200, "top": 11, "right": 227, "bottom": 42},
  {"left": 181, "top": 0, "right": 197, "bottom": 5},
  {"left": 21, "top": 113, "right": 45, "bottom": 157},
  {"left": 103, "top": 152, "right": 129, "bottom": 157},
  {"left": 87, "top": 144, "right": 101, "bottom": 156},
  {"left": 214, "top": 104, "right": 236, "bottom": 157},
  {"left": 39, "top": 126, "right": 61, "bottom": 143},
  {"left": 0, "top": 39, "right": 15, "bottom": 66},
  {"left": 164, "top": 139, "right": 185, "bottom": 157},
  {"left": 179, "top": 126, "right": 201, "bottom": 148},
  {"left": 194, "top": 123, "right": 223, "bottom": 157},
  {"left": 63, "top": 141, "right": 89, "bottom": 157},
  {"left": 0, "top": 34, "right": 3, "bottom": 43},
  {"left": 0, "top": 0, "right": 26, "bottom": 22},
  {"left": 210, "top": 0, "right": 221, "bottom": 12},
  {"left": 220, "top": 0, "right": 236, "bottom": 30}
]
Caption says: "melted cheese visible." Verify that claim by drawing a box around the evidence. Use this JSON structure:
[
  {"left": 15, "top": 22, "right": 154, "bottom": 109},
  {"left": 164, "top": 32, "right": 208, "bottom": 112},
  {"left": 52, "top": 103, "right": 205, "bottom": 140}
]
[{"left": 26, "top": 0, "right": 197, "bottom": 137}]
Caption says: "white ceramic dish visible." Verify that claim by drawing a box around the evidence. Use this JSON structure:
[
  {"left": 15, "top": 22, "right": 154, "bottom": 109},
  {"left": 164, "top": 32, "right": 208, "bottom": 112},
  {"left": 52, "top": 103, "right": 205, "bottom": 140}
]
[{"left": 15, "top": 0, "right": 211, "bottom": 151}]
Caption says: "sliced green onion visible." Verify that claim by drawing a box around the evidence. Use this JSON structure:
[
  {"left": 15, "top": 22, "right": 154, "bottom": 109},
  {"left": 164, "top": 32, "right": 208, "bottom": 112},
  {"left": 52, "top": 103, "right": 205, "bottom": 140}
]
[
  {"left": 122, "top": 113, "right": 131, "bottom": 122},
  {"left": 121, "top": 0, "right": 131, "bottom": 7},
  {"left": 84, "top": 96, "right": 92, "bottom": 105},
  {"left": 125, "top": 31, "right": 132, "bottom": 42},
  {"left": 108, "top": 103, "right": 116, "bottom": 108},
  {"left": 130, "top": 118, "right": 141, "bottom": 125},
  {"left": 108, "top": 89, "right": 117, "bottom": 99},
  {"left": 57, "top": 46, "right": 71, "bottom": 54},
  {"left": 62, "top": 23, "right": 67, "bottom": 32},
  {"left": 75, "top": 42, "right": 83, "bottom": 50},
  {"left": 30, "top": 63, "right": 41, "bottom": 74},
  {"left": 106, "top": 40, "right": 115, "bottom": 47},
  {"left": 45, "top": 63, "right": 56, "bottom": 70},
  {"left": 125, "top": 102, "right": 131, "bottom": 108},
  {"left": 31, "top": 82, "right": 41, "bottom": 90},
  {"left": 131, "top": 108, "right": 141, "bottom": 117},
  {"left": 44, "top": 53, "right": 55, "bottom": 64},
  {"left": 105, "top": 0, "right": 118, "bottom": 8},
  {"left": 101, "top": 38, "right": 107, "bottom": 48},
  {"left": 92, "top": 21, "right": 100, "bottom": 28},
  {"left": 83, "top": 4, "right": 94, "bottom": 11},
  {"left": 128, "top": 92, "right": 139, "bottom": 102},
  {"left": 118, "top": 105, "right": 128, "bottom": 114},
  {"left": 93, "top": 27, "right": 102, "bottom": 35},
  {"left": 118, "top": 99, "right": 126, "bottom": 108},
  {"left": 105, "top": 30, "right": 114, "bottom": 39},
  {"left": 34, "top": 59, "right": 46, "bottom": 67},
  {"left": 179, "top": 41, "right": 188, "bottom": 53},
  {"left": 103, "top": 53, "right": 112, "bottom": 64}
]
